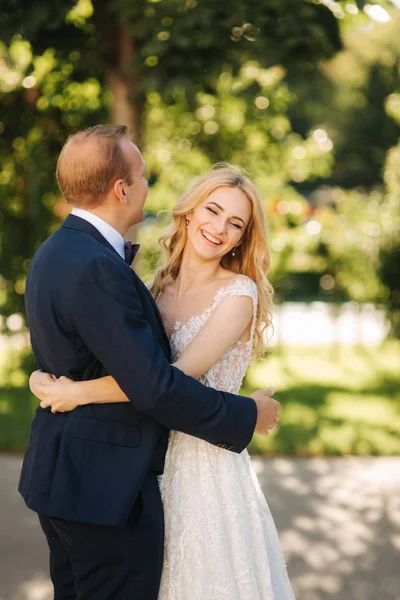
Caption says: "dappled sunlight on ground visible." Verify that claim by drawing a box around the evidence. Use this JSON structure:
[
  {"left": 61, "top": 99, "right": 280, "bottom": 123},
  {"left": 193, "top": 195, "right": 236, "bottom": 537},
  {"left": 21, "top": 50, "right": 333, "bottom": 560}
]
[
  {"left": 254, "top": 457, "right": 400, "bottom": 600},
  {"left": 1, "top": 456, "right": 399, "bottom": 600}
]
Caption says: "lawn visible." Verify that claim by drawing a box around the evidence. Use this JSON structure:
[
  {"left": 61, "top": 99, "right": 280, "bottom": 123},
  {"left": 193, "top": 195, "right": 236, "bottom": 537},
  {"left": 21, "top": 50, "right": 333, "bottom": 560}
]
[
  {"left": 0, "top": 342, "right": 399, "bottom": 455},
  {"left": 245, "top": 341, "right": 400, "bottom": 456}
]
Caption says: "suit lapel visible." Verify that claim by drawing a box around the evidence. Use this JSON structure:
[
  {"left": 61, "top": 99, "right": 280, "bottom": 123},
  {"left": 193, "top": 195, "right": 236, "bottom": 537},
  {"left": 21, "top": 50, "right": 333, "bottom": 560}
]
[
  {"left": 132, "top": 271, "right": 167, "bottom": 339},
  {"left": 62, "top": 214, "right": 120, "bottom": 258},
  {"left": 62, "top": 214, "right": 168, "bottom": 341}
]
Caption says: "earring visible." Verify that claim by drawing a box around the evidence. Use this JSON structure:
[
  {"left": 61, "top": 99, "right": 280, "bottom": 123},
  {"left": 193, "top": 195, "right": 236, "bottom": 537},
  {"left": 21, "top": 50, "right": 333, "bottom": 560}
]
[
  {"left": 186, "top": 219, "right": 189, "bottom": 229},
  {"left": 232, "top": 248, "right": 236, "bottom": 257}
]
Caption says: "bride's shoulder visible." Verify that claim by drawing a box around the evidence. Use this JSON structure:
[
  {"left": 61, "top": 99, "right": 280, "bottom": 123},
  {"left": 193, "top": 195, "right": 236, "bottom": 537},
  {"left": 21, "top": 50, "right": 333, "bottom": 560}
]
[{"left": 216, "top": 272, "right": 257, "bottom": 298}]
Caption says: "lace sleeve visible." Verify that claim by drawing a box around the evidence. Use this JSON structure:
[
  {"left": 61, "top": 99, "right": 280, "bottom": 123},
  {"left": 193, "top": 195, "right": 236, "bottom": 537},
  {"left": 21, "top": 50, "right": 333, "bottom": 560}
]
[{"left": 211, "top": 276, "right": 258, "bottom": 339}]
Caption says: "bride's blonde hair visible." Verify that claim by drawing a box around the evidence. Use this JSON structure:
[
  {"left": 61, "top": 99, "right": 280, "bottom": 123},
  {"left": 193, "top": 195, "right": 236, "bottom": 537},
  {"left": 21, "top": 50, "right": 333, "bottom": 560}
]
[{"left": 150, "top": 165, "right": 274, "bottom": 357}]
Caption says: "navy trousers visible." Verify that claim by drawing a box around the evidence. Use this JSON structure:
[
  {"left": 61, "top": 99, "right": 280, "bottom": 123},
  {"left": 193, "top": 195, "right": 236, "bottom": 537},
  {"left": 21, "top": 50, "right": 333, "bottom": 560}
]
[{"left": 38, "top": 475, "right": 164, "bottom": 600}]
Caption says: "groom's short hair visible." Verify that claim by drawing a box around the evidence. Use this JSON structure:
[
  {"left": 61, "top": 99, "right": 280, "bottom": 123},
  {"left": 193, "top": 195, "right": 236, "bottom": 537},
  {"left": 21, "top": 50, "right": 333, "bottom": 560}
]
[{"left": 56, "top": 125, "right": 134, "bottom": 208}]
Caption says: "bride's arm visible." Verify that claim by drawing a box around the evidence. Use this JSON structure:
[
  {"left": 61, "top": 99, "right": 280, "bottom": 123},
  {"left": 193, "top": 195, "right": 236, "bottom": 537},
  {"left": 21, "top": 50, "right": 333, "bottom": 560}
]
[
  {"left": 31, "top": 294, "right": 253, "bottom": 412},
  {"left": 30, "top": 371, "right": 129, "bottom": 413},
  {"left": 173, "top": 294, "right": 254, "bottom": 379}
]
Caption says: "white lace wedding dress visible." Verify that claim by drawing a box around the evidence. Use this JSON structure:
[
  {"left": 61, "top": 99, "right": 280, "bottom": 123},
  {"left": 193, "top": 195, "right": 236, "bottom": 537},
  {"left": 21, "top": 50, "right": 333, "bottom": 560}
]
[{"left": 158, "top": 277, "right": 295, "bottom": 600}]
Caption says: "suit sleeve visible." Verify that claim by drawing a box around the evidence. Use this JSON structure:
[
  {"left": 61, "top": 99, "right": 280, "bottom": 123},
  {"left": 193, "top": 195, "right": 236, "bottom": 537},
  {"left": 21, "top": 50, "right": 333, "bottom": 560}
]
[{"left": 71, "top": 257, "right": 257, "bottom": 453}]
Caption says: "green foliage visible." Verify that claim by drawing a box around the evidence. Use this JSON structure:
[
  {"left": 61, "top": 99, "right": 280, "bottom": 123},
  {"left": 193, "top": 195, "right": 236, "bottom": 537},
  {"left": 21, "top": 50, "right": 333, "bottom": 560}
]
[
  {"left": 289, "top": 8, "right": 400, "bottom": 189},
  {"left": 0, "top": 1, "right": 77, "bottom": 46},
  {"left": 0, "top": 34, "right": 106, "bottom": 326},
  {"left": 378, "top": 237, "right": 400, "bottom": 336},
  {"left": 376, "top": 142, "right": 400, "bottom": 334},
  {"left": 1, "top": 0, "right": 343, "bottom": 108},
  {"left": 108, "top": 0, "right": 341, "bottom": 94},
  {"left": 142, "top": 62, "right": 334, "bottom": 205}
]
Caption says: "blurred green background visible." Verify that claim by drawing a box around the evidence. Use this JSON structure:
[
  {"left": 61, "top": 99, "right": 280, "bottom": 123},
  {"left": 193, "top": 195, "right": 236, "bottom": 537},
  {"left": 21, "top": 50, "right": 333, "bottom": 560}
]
[{"left": 0, "top": 0, "right": 399, "bottom": 456}]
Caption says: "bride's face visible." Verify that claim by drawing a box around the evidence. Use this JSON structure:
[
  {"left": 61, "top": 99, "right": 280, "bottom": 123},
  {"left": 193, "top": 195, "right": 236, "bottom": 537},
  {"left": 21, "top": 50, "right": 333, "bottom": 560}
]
[{"left": 186, "top": 186, "right": 252, "bottom": 261}]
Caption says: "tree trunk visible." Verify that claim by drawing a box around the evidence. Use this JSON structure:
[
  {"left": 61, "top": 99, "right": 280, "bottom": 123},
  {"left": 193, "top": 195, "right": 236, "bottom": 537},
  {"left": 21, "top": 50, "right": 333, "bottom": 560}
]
[
  {"left": 93, "top": 1, "right": 143, "bottom": 145},
  {"left": 105, "top": 27, "right": 142, "bottom": 243},
  {"left": 93, "top": 2, "right": 144, "bottom": 243},
  {"left": 105, "top": 24, "right": 142, "bottom": 145}
]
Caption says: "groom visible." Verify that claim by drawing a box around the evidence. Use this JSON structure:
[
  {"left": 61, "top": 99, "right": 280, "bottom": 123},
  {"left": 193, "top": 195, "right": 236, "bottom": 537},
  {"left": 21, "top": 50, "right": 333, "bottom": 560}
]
[{"left": 19, "top": 125, "right": 279, "bottom": 600}]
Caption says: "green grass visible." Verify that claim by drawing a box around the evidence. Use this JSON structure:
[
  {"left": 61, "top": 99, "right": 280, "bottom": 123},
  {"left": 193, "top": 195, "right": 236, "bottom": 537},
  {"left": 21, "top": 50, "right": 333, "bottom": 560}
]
[
  {"left": 0, "top": 387, "right": 37, "bottom": 452},
  {"left": 0, "top": 342, "right": 399, "bottom": 455},
  {"left": 245, "top": 340, "right": 400, "bottom": 456}
]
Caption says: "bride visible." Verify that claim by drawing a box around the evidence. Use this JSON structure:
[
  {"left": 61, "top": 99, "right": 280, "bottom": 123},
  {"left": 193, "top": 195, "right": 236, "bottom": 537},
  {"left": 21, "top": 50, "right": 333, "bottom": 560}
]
[{"left": 30, "top": 166, "right": 295, "bottom": 599}]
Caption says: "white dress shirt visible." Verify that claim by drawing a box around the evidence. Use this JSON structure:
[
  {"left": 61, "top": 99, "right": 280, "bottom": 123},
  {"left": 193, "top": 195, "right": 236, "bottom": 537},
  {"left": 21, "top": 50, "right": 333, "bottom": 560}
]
[{"left": 71, "top": 208, "right": 125, "bottom": 259}]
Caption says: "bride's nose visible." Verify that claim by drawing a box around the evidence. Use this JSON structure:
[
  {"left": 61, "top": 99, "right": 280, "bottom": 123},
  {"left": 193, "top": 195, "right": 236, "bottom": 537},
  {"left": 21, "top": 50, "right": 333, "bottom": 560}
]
[{"left": 212, "top": 216, "right": 228, "bottom": 235}]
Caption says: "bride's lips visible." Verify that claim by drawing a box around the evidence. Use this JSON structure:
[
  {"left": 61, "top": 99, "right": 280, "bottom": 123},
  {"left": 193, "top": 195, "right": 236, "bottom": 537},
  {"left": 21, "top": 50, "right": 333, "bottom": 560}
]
[{"left": 200, "top": 229, "right": 223, "bottom": 247}]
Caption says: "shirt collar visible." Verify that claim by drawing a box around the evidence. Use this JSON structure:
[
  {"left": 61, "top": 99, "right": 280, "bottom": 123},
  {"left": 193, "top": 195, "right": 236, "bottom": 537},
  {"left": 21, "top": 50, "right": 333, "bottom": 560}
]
[{"left": 71, "top": 208, "right": 125, "bottom": 259}]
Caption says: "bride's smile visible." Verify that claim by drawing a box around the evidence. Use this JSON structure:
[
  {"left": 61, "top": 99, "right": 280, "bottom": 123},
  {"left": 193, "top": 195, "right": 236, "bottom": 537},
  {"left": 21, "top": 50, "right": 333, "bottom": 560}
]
[{"left": 200, "top": 229, "right": 222, "bottom": 246}]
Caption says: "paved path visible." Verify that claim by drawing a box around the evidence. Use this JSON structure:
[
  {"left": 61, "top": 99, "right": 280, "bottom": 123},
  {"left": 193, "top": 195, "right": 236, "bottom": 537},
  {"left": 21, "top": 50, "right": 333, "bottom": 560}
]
[{"left": 1, "top": 455, "right": 399, "bottom": 600}]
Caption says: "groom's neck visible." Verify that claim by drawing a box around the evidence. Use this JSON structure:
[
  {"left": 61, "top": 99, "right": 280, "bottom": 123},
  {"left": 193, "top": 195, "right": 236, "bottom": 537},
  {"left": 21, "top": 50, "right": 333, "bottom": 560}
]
[{"left": 72, "top": 203, "right": 130, "bottom": 237}]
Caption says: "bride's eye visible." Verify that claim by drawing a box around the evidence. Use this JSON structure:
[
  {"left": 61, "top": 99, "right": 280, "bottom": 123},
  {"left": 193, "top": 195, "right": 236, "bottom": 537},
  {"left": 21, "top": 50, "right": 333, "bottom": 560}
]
[
  {"left": 206, "top": 206, "right": 217, "bottom": 215},
  {"left": 231, "top": 222, "right": 243, "bottom": 230}
]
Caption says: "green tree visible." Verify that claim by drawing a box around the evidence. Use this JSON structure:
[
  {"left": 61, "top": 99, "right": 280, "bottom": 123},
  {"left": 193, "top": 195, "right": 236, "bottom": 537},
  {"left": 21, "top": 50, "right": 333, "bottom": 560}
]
[
  {"left": 288, "top": 4, "right": 400, "bottom": 189},
  {"left": 377, "top": 142, "right": 400, "bottom": 336},
  {"left": 0, "top": 0, "right": 344, "bottom": 336},
  {"left": 0, "top": 36, "right": 106, "bottom": 325},
  {"left": 1, "top": 0, "right": 343, "bottom": 141}
]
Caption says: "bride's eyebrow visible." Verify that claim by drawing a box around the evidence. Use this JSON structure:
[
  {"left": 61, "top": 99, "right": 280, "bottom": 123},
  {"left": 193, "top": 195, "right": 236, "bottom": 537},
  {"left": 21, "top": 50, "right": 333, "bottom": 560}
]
[{"left": 206, "top": 201, "right": 245, "bottom": 226}]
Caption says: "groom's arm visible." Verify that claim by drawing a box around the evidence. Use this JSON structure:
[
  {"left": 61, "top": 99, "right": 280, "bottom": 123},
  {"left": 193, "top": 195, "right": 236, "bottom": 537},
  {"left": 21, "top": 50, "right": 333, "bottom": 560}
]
[{"left": 71, "top": 257, "right": 257, "bottom": 453}]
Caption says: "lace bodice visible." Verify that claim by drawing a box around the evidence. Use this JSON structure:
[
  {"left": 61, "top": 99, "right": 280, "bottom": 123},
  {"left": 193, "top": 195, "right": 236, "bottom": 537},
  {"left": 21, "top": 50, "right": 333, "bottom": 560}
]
[{"left": 169, "top": 276, "right": 258, "bottom": 394}]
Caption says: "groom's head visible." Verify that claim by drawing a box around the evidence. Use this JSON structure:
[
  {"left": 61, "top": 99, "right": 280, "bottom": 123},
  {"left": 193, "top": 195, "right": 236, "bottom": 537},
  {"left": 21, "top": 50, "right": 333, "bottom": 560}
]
[{"left": 56, "top": 125, "right": 148, "bottom": 226}]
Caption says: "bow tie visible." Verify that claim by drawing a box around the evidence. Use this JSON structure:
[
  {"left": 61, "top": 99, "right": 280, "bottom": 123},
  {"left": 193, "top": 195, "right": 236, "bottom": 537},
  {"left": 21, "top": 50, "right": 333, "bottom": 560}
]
[{"left": 124, "top": 241, "right": 140, "bottom": 265}]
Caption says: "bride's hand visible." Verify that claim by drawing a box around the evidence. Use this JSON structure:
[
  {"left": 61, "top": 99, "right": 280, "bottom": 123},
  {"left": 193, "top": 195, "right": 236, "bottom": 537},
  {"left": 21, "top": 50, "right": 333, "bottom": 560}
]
[
  {"left": 30, "top": 370, "right": 80, "bottom": 413},
  {"left": 29, "top": 370, "right": 56, "bottom": 398}
]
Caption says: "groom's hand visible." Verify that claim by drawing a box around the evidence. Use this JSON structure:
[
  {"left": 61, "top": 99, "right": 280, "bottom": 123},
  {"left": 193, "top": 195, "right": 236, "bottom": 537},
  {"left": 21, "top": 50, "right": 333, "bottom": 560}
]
[{"left": 251, "top": 388, "right": 280, "bottom": 436}]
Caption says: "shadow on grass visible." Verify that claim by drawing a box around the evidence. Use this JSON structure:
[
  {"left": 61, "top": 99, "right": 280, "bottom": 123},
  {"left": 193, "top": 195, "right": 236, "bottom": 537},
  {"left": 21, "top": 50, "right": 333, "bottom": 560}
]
[{"left": 242, "top": 380, "right": 400, "bottom": 456}]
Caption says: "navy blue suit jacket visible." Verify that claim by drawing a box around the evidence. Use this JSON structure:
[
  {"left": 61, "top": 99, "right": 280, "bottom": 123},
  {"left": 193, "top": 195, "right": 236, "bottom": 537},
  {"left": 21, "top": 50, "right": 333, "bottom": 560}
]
[{"left": 19, "top": 215, "right": 257, "bottom": 526}]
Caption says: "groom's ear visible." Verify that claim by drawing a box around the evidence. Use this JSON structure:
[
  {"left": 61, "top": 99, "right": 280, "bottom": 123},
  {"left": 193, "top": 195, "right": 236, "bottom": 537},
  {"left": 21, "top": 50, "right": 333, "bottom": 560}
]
[{"left": 113, "top": 179, "right": 128, "bottom": 204}]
